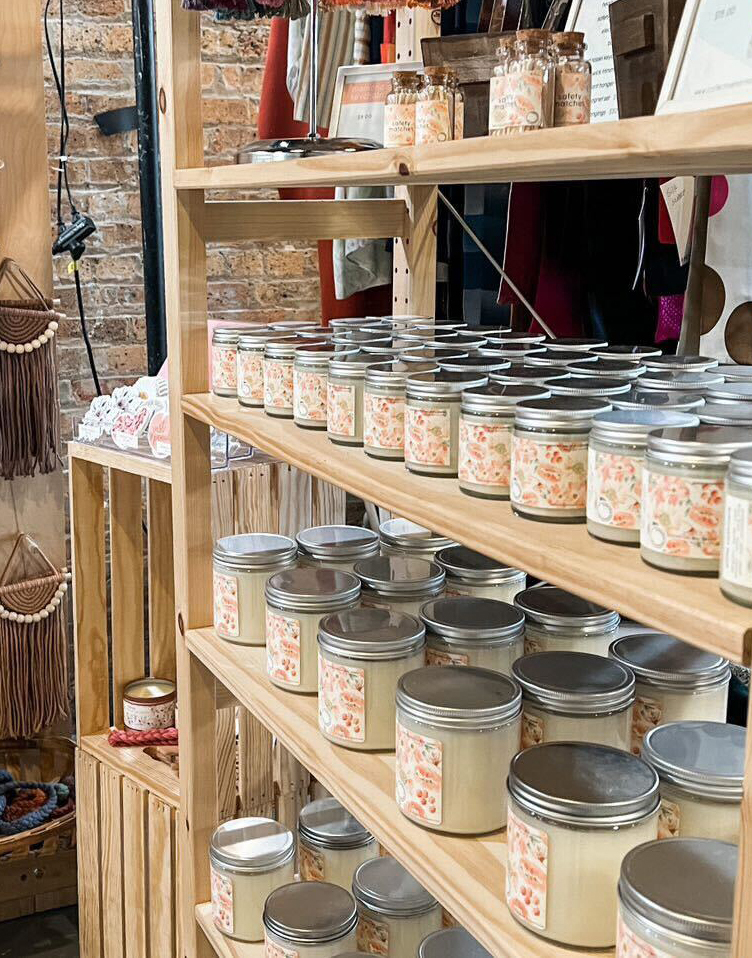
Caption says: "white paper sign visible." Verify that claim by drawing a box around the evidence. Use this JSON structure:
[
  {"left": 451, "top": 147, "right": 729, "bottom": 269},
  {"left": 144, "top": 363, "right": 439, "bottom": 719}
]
[
  {"left": 566, "top": 0, "right": 619, "bottom": 123},
  {"left": 660, "top": 177, "right": 696, "bottom": 265}
]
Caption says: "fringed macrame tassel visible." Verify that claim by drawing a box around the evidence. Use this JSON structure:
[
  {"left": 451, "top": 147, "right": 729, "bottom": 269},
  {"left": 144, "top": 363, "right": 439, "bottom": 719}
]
[{"left": 0, "top": 339, "right": 59, "bottom": 480}]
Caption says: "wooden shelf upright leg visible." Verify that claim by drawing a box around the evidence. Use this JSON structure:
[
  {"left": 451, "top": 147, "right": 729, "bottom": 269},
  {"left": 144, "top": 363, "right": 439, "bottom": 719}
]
[{"left": 733, "top": 694, "right": 752, "bottom": 957}]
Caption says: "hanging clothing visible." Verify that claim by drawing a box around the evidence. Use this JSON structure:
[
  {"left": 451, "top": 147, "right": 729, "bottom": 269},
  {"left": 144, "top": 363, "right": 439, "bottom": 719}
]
[
  {"left": 293, "top": 9, "right": 357, "bottom": 130},
  {"left": 333, "top": 186, "right": 393, "bottom": 300}
]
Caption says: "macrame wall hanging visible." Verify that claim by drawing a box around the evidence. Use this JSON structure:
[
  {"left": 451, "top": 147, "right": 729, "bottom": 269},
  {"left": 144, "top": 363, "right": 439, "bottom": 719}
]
[
  {"left": 0, "top": 258, "right": 61, "bottom": 481},
  {"left": 0, "top": 534, "right": 70, "bottom": 739}
]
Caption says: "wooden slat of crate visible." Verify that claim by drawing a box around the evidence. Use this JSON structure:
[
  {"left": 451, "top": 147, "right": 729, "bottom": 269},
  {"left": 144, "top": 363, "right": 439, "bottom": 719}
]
[
  {"left": 122, "top": 779, "right": 149, "bottom": 958},
  {"left": 76, "top": 749, "right": 103, "bottom": 958},
  {"left": 149, "top": 794, "right": 176, "bottom": 958},
  {"left": 100, "top": 765, "right": 125, "bottom": 958}
]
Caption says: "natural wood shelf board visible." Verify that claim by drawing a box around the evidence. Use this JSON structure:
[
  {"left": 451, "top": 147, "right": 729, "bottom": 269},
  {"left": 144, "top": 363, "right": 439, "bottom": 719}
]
[
  {"left": 68, "top": 441, "right": 172, "bottom": 484},
  {"left": 80, "top": 733, "right": 179, "bottom": 807},
  {"left": 175, "top": 104, "right": 752, "bottom": 192},
  {"left": 187, "top": 629, "right": 612, "bottom": 958},
  {"left": 183, "top": 394, "right": 750, "bottom": 664},
  {"left": 197, "top": 903, "right": 264, "bottom": 957}
]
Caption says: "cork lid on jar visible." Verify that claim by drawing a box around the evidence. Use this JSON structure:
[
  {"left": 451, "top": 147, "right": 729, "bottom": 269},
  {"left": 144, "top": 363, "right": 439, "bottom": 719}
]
[
  {"left": 353, "top": 858, "right": 438, "bottom": 917},
  {"left": 264, "top": 882, "right": 358, "bottom": 944},
  {"left": 210, "top": 817, "right": 295, "bottom": 874},
  {"left": 318, "top": 606, "right": 426, "bottom": 660},
  {"left": 419, "top": 928, "right": 492, "bottom": 958},
  {"left": 435, "top": 545, "right": 526, "bottom": 585},
  {"left": 619, "top": 839, "right": 737, "bottom": 944},
  {"left": 549, "top": 376, "right": 631, "bottom": 397},
  {"left": 379, "top": 518, "right": 455, "bottom": 553},
  {"left": 297, "top": 524, "right": 379, "bottom": 561},
  {"left": 420, "top": 596, "right": 524, "bottom": 645},
  {"left": 646, "top": 425, "right": 752, "bottom": 464},
  {"left": 643, "top": 354, "right": 720, "bottom": 372},
  {"left": 397, "top": 665, "right": 521, "bottom": 730},
  {"left": 699, "top": 402, "right": 752, "bottom": 426},
  {"left": 461, "top": 382, "right": 550, "bottom": 414},
  {"left": 546, "top": 337, "right": 608, "bottom": 351},
  {"left": 402, "top": 346, "right": 469, "bottom": 364},
  {"left": 706, "top": 380, "right": 752, "bottom": 403},
  {"left": 514, "top": 395, "right": 612, "bottom": 429},
  {"left": 491, "top": 364, "right": 570, "bottom": 385},
  {"left": 566, "top": 358, "right": 646, "bottom": 379},
  {"left": 265, "top": 567, "right": 361, "bottom": 612},
  {"left": 354, "top": 556, "right": 445, "bottom": 597},
  {"left": 642, "top": 721, "right": 745, "bottom": 800},
  {"left": 613, "top": 388, "right": 705, "bottom": 412},
  {"left": 609, "top": 633, "right": 730, "bottom": 691},
  {"left": 298, "top": 797, "right": 375, "bottom": 850},
  {"left": 512, "top": 651, "right": 635, "bottom": 716},
  {"left": 515, "top": 584, "right": 620, "bottom": 634},
  {"left": 716, "top": 364, "right": 752, "bottom": 381},
  {"left": 213, "top": 533, "right": 297, "bottom": 570},
  {"left": 636, "top": 369, "right": 725, "bottom": 392},
  {"left": 593, "top": 344, "right": 661, "bottom": 359},
  {"left": 526, "top": 349, "right": 598, "bottom": 367},
  {"left": 436, "top": 354, "right": 510, "bottom": 373}
]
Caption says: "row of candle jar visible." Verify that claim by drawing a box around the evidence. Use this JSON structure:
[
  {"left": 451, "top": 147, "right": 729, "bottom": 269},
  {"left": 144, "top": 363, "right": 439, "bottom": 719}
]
[{"left": 384, "top": 67, "right": 464, "bottom": 148}]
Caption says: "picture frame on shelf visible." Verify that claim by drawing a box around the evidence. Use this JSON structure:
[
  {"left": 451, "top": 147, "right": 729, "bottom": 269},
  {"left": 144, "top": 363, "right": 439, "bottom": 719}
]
[
  {"left": 329, "top": 62, "right": 423, "bottom": 142},
  {"left": 565, "top": 0, "right": 620, "bottom": 122}
]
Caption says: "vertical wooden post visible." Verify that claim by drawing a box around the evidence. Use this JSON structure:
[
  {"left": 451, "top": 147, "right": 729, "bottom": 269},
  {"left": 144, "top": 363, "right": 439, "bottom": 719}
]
[
  {"left": 732, "top": 694, "right": 752, "bottom": 957},
  {"left": 148, "top": 478, "right": 177, "bottom": 681}
]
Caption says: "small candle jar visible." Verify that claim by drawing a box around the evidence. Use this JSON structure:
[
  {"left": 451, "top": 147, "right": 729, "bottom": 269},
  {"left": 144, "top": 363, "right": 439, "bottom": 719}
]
[
  {"left": 721, "top": 448, "right": 752, "bottom": 605},
  {"left": 212, "top": 327, "right": 239, "bottom": 397},
  {"left": 526, "top": 348, "right": 598, "bottom": 368},
  {"left": 265, "top": 337, "right": 324, "bottom": 419},
  {"left": 364, "top": 359, "right": 438, "bottom": 461},
  {"left": 700, "top": 402, "right": 752, "bottom": 426},
  {"left": 609, "top": 632, "right": 731, "bottom": 754},
  {"left": 548, "top": 376, "right": 631, "bottom": 399},
  {"left": 264, "top": 881, "right": 358, "bottom": 957},
  {"left": 298, "top": 797, "right": 377, "bottom": 888},
  {"left": 420, "top": 595, "right": 525, "bottom": 672},
  {"left": 418, "top": 929, "right": 491, "bottom": 958},
  {"left": 566, "top": 357, "right": 645, "bottom": 380},
  {"left": 354, "top": 556, "right": 445, "bottom": 618},
  {"left": 642, "top": 720, "right": 744, "bottom": 843},
  {"left": 294, "top": 343, "right": 341, "bottom": 429},
  {"left": 515, "top": 584, "right": 620, "bottom": 656},
  {"left": 491, "top": 364, "right": 570, "bottom": 386},
  {"left": 617, "top": 839, "right": 736, "bottom": 958},
  {"left": 506, "top": 742, "right": 659, "bottom": 948},
  {"left": 435, "top": 545, "right": 526, "bottom": 601},
  {"left": 379, "top": 518, "right": 455, "bottom": 562},
  {"left": 458, "top": 382, "right": 550, "bottom": 499},
  {"left": 353, "top": 858, "right": 443, "bottom": 956},
  {"left": 552, "top": 31, "right": 591, "bottom": 127},
  {"left": 640, "top": 426, "right": 752, "bottom": 574},
  {"left": 209, "top": 817, "right": 295, "bottom": 943},
  {"left": 384, "top": 71, "right": 422, "bottom": 147},
  {"left": 237, "top": 330, "right": 292, "bottom": 408},
  {"left": 213, "top": 533, "right": 298, "bottom": 646},
  {"left": 512, "top": 650, "right": 634, "bottom": 750},
  {"left": 416, "top": 67, "right": 457, "bottom": 145},
  {"left": 297, "top": 525, "right": 379, "bottom": 573},
  {"left": 396, "top": 665, "right": 522, "bottom": 833},
  {"left": 510, "top": 396, "right": 611, "bottom": 522},
  {"left": 587, "top": 409, "right": 700, "bottom": 546},
  {"left": 594, "top": 344, "right": 662, "bottom": 361},
  {"left": 405, "top": 371, "right": 488, "bottom": 477},
  {"left": 643, "top": 354, "right": 720, "bottom": 373},
  {"left": 123, "top": 677, "right": 176, "bottom": 731},
  {"left": 318, "top": 606, "right": 426, "bottom": 750},
  {"left": 636, "top": 369, "right": 725, "bottom": 395},
  {"left": 265, "top": 568, "right": 361, "bottom": 693},
  {"left": 614, "top": 387, "right": 706, "bottom": 413},
  {"left": 328, "top": 351, "right": 381, "bottom": 446}
]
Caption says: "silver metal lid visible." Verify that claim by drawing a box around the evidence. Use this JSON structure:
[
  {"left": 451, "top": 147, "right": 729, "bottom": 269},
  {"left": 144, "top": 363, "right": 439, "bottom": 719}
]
[
  {"left": 706, "top": 380, "right": 752, "bottom": 403},
  {"left": 613, "top": 388, "right": 706, "bottom": 412},
  {"left": 269, "top": 320, "right": 319, "bottom": 331},
  {"left": 265, "top": 336, "right": 325, "bottom": 358},
  {"left": 379, "top": 518, "right": 455, "bottom": 553},
  {"left": 328, "top": 351, "right": 382, "bottom": 376},
  {"left": 460, "top": 382, "right": 550, "bottom": 414},
  {"left": 263, "top": 882, "right": 358, "bottom": 944},
  {"left": 294, "top": 343, "right": 340, "bottom": 364},
  {"left": 297, "top": 797, "right": 375, "bottom": 850},
  {"left": 405, "top": 369, "right": 488, "bottom": 398},
  {"left": 434, "top": 336, "right": 486, "bottom": 351},
  {"left": 238, "top": 330, "right": 292, "bottom": 348},
  {"left": 484, "top": 330, "right": 546, "bottom": 345},
  {"left": 514, "top": 395, "right": 612, "bottom": 429},
  {"left": 609, "top": 633, "right": 730, "bottom": 691},
  {"left": 700, "top": 401, "right": 752, "bottom": 426},
  {"left": 213, "top": 533, "right": 298, "bottom": 570},
  {"left": 296, "top": 525, "right": 379, "bottom": 561},
  {"left": 478, "top": 342, "right": 546, "bottom": 358},
  {"left": 298, "top": 326, "right": 334, "bottom": 340},
  {"left": 619, "top": 839, "right": 737, "bottom": 944},
  {"left": 354, "top": 556, "right": 445, "bottom": 597},
  {"left": 549, "top": 376, "right": 632, "bottom": 397},
  {"left": 515, "top": 585, "right": 620, "bottom": 634},
  {"left": 436, "top": 355, "right": 510, "bottom": 373},
  {"left": 636, "top": 370, "right": 725, "bottom": 393},
  {"left": 644, "top": 355, "right": 720, "bottom": 372},
  {"left": 352, "top": 858, "right": 438, "bottom": 918},
  {"left": 265, "top": 567, "right": 361, "bottom": 612},
  {"left": 491, "top": 364, "right": 570, "bottom": 385},
  {"left": 397, "top": 665, "right": 521, "bottom": 730},
  {"left": 547, "top": 337, "right": 608, "bottom": 351},
  {"left": 361, "top": 344, "right": 405, "bottom": 357},
  {"left": 716, "top": 364, "right": 752, "bottom": 382},
  {"left": 642, "top": 721, "right": 745, "bottom": 800},
  {"left": 398, "top": 329, "right": 461, "bottom": 344},
  {"left": 210, "top": 817, "right": 295, "bottom": 873},
  {"left": 124, "top": 677, "right": 176, "bottom": 701},
  {"left": 508, "top": 742, "right": 659, "bottom": 827},
  {"left": 365, "top": 359, "right": 437, "bottom": 388},
  {"left": 332, "top": 330, "right": 391, "bottom": 347},
  {"left": 212, "top": 327, "right": 240, "bottom": 345},
  {"left": 318, "top": 606, "right": 425, "bottom": 661},
  {"left": 646, "top": 425, "right": 752, "bottom": 464},
  {"left": 418, "top": 929, "right": 492, "bottom": 958},
  {"left": 593, "top": 344, "right": 662, "bottom": 359},
  {"left": 420, "top": 596, "right": 524, "bottom": 644},
  {"left": 435, "top": 545, "right": 526, "bottom": 585},
  {"left": 512, "top": 651, "right": 635, "bottom": 716},
  {"left": 402, "top": 347, "right": 469, "bottom": 364},
  {"left": 370, "top": 314, "right": 433, "bottom": 327},
  {"left": 590, "top": 409, "right": 700, "bottom": 445},
  {"left": 567, "top": 358, "right": 646, "bottom": 379},
  {"left": 527, "top": 349, "right": 599, "bottom": 367},
  {"left": 328, "top": 317, "right": 382, "bottom": 331},
  {"left": 729, "top": 447, "right": 752, "bottom": 484}
]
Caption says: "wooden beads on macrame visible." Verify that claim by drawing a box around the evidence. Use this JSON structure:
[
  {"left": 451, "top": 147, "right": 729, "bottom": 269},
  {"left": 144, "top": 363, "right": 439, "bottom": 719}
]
[
  {"left": 0, "top": 319, "right": 58, "bottom": 353},
  {"left": 0, "top": 569, "right": 70, "bottom": 622}
]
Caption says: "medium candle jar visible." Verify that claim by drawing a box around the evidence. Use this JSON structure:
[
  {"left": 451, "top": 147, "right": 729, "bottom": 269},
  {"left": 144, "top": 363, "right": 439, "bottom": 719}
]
[
  {"left": 617, "top": 838, "right": 736, "bottom": 958},
  {"left": 515, "top": 584, "right": 620, "bottom": 656},
  {"left": 721, "top": 448, "right": 752, "bottom": 605},
  {"left": 547, "top": 336, "right": 608, "bottom": 352},
  {"left": 419, "top": 929, "right": 491, "bottom": 958},
  {"left": 636, "top": 369, "right": 724, "bottom": 395},
  {"left": 123, "top": 677, "right": 176, "bottom": 731},
  {"left": 317, "top": 606, "right": 426, "bottom": 750},
  {"left": 510, "top": 396, "right": 611, "bottom": 522},
  {"left": 643, "top": 354, "right": 720, "bottom": 373},
  {"left": 265, "top": 568, "right": 360, "bottom": 693},
  {"left": 401, "top": 346, "right": 468, "bottom": 366},
  {"left": 298, "top": 797, "right": 377, "bottom": 888},
  {"left": 642, "top": 720, "right": 744, "bottom": 842},
  {"left": 332, "top": 331, "right": 391, "bottom": 352},
  {"left": 614, "top": 387, "right": 706, "bottom": 413},
  {"left": 527, "top": 348, "right": 598, "bottom": 367},
  {"left": 566, "top": 357, "right": 645, "bottom": 380},
  {"left": 436, "top": 355, "right": 509, "bottom": 375},
  {"left": 238, "top": 330, "right": 291, "bottom": 408},
  {"left": 212, "top": 327, "right": 239, "bottom": 397},
  {"left": 353, "top": 857, "right": 442, "bottom": 956},
  {"left": 395, "top": 665, "right": 522, "bottom": 833},
  {"left": 458, "top": 382, "right": 550, "bottom": 499},
  {"left": 420, "top": 595, "right": 525, "bottom": 672},
  {"left": 506, "top": 742, "right": 659, "bottom": 948},
  {"left": 587, "top": 409, "right": 700, "bottom": 546},
  {"left": 547, "top": 376, "right": 631, "bottom": 399},
  {"left": 269, "top": 320, "right": 319, "bottom": 333},
  {"left": 486, "top": 330, "right": 547, "bottom": 346},
  {"left": 265, "top": 337, "right": 323, "bottom": 419},
  {"left": 354, "top": 556, "right": 445, "bottom": 618},
  {"left": 296, "top": 525, "right": 379, "bottom": 574},
  {"left": 213, "top": 533, "right": 298, "bottom": 646},
  {"left": 640, "top": 426, "right": 752, "bottom": 574},
  {"left": 609, "top": 632, "right": 731, "bottom": 754},
  {"left": 512, "top": 650, "right": 634, "bottom": 750},
  {"left": 209, "top": 817, "right": 295, "bottom": 943},
  {"left": 491, "top": 364, "right": 570, "bottom": 386},
  {"left": 364, "top": 359, "right": 437, "bottom": 461},
  {"left": 435, "top": 544, "right": 526, "bottom": 601},
  {"left": 707, "top": 380, "right": 752, "bottom": 403},
  {"left": 328, "top": 351, "right": 379, "bottom": 446},
  {"left": 700, "top": 401, "right": 752, "bottom": 426},
  {"left": 480, "top": 342, "right": 546, "bottom": 361},
  {"left": 294, "top": 343, "right": 341, "bottom": 429},
  {"left": 594, "top": 344, "right": 662, "bottom": 361},
  {"left": 379, "top": 518, "right": 455, "bottom": 562},
  {"left": 264, "top": 881, "right": 358, "bottom": 957},
  {"left": 405, "top": 371, "right": 488, "bottom": 477}
]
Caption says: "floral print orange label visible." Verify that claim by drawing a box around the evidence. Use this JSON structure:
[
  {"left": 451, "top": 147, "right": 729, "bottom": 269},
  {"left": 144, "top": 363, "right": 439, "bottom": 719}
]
[
  {"left": 415, "top": 100, "right": 452, "bottom": 144},
  {"left": 384, "top": 103, "right": 415, "bottom": 147},
  {"left": 266, "top": 610, "right": 301, "bottom": 687},
  {"left": 425, "top": 648, "right": 469, "bottom": 667},
  {"left": 265, "top": 940, "right": 299, "bottom": 958},
  {"left": 264, "top": 359, "right": 294, "bottom": 410},
  {"left": 318, "top": 655, "right": 365, "bottom": 744},
  {"left": 364, "top": 393, "right": 404, "bottom": 451},
  {"left": 300, "top": 844, "right": 326, "bottom": 881},
  {"left": 587, "top": 449, "right": 641, "bottom": 530},
  {"left": 506, "top": 807, "right": 548, "bottom": 931},
  {"left": 212, "top": 344, "right": 237, "bottom": 393},
  {"left": 511, "top": 437, "right": 587, "bottom": 511},
  {"left": 238, "top": 351, "right": 264, "bottom": 404},
  {"left": 395, "top": 722, "right": 443, "bottom": 825},
  {"left": 658, "top": 798, "right": 681, "bottom": 840},
  {"left": 506, "top": 72, "right": 544, "bottom": 128},
  {"left": 405, "top": 407, "right": 450, "bottom": 466},
  {"left": 616, "top": 915, "right": 671, "bottom": 958},
  {"left": 458, "top": 420, "right": 511, "bottom": 488},
  {"left": 641, "top": 472, "right": 724, "bottom": 561},
  {"left": 521, "top": 711, "right": 545, "bottom": 749},
  {"left": 357, "top": 915, "right": 389, "bottom": 955},
  {"left": 211, "top": 866, "right": 233, "bottom": 934},
  {"left": 214, "top": 571, "right": 239, "bottom": 639},
  {"left": 631, "top": 695, "right": 663, "bottom": 755},
  {"left": 294, "top": 368, "right": 328, "bottom": 422},
  {"left": 328, "top": 382, "right": 356, "bottom": 437}
]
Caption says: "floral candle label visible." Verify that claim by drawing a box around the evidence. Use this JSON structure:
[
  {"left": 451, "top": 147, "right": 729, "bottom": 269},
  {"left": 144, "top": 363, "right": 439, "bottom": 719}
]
[
  {"left": 506, "top": 806, "right": 548, "bottom": 930},
  {"left": 210, "top": 866, "right": 233, "bottom": 934},
  {"left": 395, "top": 721, "right": 443, "bottom": 825},
  {"left": 631, "top": 694, "right": 663, "bottom": 755},
  {"left": 524, "top": 635, "right": 545, "bottom": 656},
  {"left": 364, "top": 392, "right": 404, "bottom": 450},
  {"left": 426, "top": 648, "right": 469, "bottom": 667},
  {"left": 722, "top": 492, "right": 752, "bottom": 587},
  {"left": 384, "top": 102, "right": 415, "bottom": 147},
  {"left": 294, "top": 367, "right": 328, "bottom": 422},
  {"left": 266, "top": 610, "right": 301, "bottom": 687},
  {"left": 641, "top": 470, "right": 724, "bottom": 561},
  {"left": 318, "top": 654, "right": 366, "bottom": 743},
  {"left": 416, "top": 100, "right": 452, "bottom": 144},
  {"left": 212, "top": 344, "right": 237, "bottom": 392},
  {"left": 357, "top": 915, "right": 389, "bottom": 955},
  {"left": 123, "top": 698, "right": 175, "bottom": 732},
  {"left": 265, "top": 939, "right": 299, "bottom": 958},
  {"left": 405, "top": 406, "right": 451, "bottom": 466},
  {"left": 511, "top": 436, "right": 587, "bottom": 511},
  {"left": 213, "top": 571, "right": 239, "bottom": 639},
  {"left": 554, "top": 73, "right": 591, "bottom": 126},
  {"left": 328, "top": 382, "right": 356, "bottom": 437},
  {"left": 459, "top": 419, "right": 512, "bottom": 488},
  {"left": 300, "top": 843, "right": 325, "bottom": 881},
  {"left": 521, "top": 711, "right": 545, "bottom": 749},
  {"left": 587, "top": 448, "right": 641, "bottom": 530},
  {"left": 264, "top": 358, "right": 294, "bottom": 409},
  {"left": 506, "top": 72, "right": 544, "bottom": 128},
  {"left": 658, "top": 798, "right": 681, "bottom": 840},
  {"left": 238, "top": 351, "right": 264, "bottom": 403},
  {"left": 617, "top": 915, "right": 671, "bottom": 958}
]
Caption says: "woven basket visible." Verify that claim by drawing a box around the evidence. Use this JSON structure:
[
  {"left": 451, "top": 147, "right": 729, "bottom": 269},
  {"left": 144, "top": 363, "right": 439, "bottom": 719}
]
[{"left": 0, "top": 737, "right": 76, "bottom": 863}]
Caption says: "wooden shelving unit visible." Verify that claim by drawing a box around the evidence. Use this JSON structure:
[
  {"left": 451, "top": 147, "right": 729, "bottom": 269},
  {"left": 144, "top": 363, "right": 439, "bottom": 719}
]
[{"left": 196, "top": 904, "right": 264, "bottom": 958}]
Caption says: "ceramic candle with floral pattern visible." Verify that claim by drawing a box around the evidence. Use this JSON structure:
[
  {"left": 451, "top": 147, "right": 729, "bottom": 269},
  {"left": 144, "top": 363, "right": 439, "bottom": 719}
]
[
  {"left": 298, "top": 798, "right": 377, "bottom": 890},
  {"left": 720, "top": 448, "right": 752, "bottom": 607},
  {"left": 212, "top": 328, "right": 240, "bottom": 397},
  {"left": 327, "top": 351, "right": 387, "bottom": 446},
  {"left": 264, "top": 337, "right": 326, "bottom": 419},
  {"left": 294, "top": 343, "right": 341, "bottom": 429}
]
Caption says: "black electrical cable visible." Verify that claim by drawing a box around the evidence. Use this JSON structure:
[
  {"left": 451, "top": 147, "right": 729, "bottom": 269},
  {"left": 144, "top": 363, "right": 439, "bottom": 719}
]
[{"left": 74, "top": 268, "right": 101, "bottom": 396}]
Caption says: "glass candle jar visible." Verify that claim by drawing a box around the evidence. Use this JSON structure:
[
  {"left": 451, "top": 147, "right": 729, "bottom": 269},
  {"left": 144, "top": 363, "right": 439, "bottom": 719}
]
[
  {"left": 213, "top": 533, "right": 298, "bottom": 645},
  {"left": 640, "top": 426, "right": 752, "bottom": 574},
  {"left": 264, "top": 881, "right": 358, "bottom": 957},
  {"left": 707, "top": 380, "right": 752, "bottom": 404},
  {"left": 512, "top": 650, "right": 634, "bottom": 750},
  {"left": 265, "top": 568, "right": 361, "bottom": 693},
  {"left": 210, "top": 817, "right": 295, "bottom": 942},
  {"left": 352, "top": 857, "right": 443, "bottom": 956},
  {"left": 354, "top": 556, "right": 445, "bottom": 618},
  {"left": 587, "top": 409, "right": 701, "bottom": 545},
  {"left": 435, "top": 544, "right": 526, "bottom": 601},
  {"left": 364, "top": 359, "right": 437, "bottom": 461},
  {"left": 567, "top": 357, "right": 645, "bottom": 380},
  {"left": 636, "top": 370, "right": 725, "bottom": 395},
  {"left": 379, "top": 518, "right": 455, "bottom": 561},
  {"left": 333, "top": 331, "right": 391, "bottom": 352},
  {"left": 212, "top": 327, "right": 240, "bottom": 397},
  {"left": 294, "top": 343, "right": 341, "bottom": 429},
  {"left": 548, "top": 337, "right": 609, "bottom": 352},
  {"left": 384, "top": 71, "right": 422, "bottom": 147},
  {"left": 416, "top": 67, "right": 456, "bottom": 145},
  {"left": 700, "top": 401, "right": 752, "bottom": 426},
  {"left": 328, "top": 317, "right": 382, "bottom": 332},
  {"left": 269, "top": 320, "right": 319, "bottom": 333},
  {"left": 511, "top": 395, "right": 611, "bottom": 522},
  {"left": 420, "top": 595, "right": 525, "bottom": 672},
  {"left": 401, "top": 346, "right": 468, "bottom": 366},
  {"left": 594, "top": 344, "right": 662, "bottom": 361},
  {"left": 418, "top": 929, "right": 491, "bottom": 958},
  {"left": 721, "top": 447, "right": 752, "bottom": 605},
  {"left": 506, "top": 742, "right": 659, "bottom": 948},
  {"left": 717, "top": 362, "right": 752, "bottom": 381},
  {"left": 480, "top": 342, "right": 546, "bottom": 361},
  {"left": 299, "top": 326, "right": 335, "bottom": 341},
  {"left": 458, "top": 382, "right": 550, "bottom": 499},
  {"left": 405, "top": 371, "right": 488, "bottom": 477},
  {"left": 298, "top": 797, "right": 377, "bottom": 888},
  {"left": 328, "top": 351, "right": 381, "bottom": 446},
  {"left": 617, "top": 839, "right": 736, "bottom": 958},
  {"left": 486, "top": 330, "right": 547, "bottom": 346},
  {"left": 317, "top": 606, "right": 426, "bottom": 750},
  {"left": 548, "top": 376, "right": 631, "bottom": 399},
  {"left": 489, "top": 34, "right": 516, "bottom": 136},
  {"left": 614, "top": 387, "right": 706, "bottom": 412},
  {"left": 491, "top": 364, "right": 570, "bottom": 386},
  {"left": 609, "top": 632, "right": 731, "bottom": 754},
  {"left": 506, "top": 29, "right": 555, "bottom": 132},
  {"left": 265, "top": 337, "right": 324, "bottom": 419},
  {"left": 643, "top": 355, "right": 720, "bottom": 373},
  {"left": 642, "top": 721, "right": 744, "bottom": 842},
  {"left": 526, "top": 348, "right": 597, "bottom": 368},
  {"left": 237, "top": 330, "right": 292, "bottom": 408},
  {"left": 552, "top": 31, "right": 591, "bottom": 126},
  {"left": 436, "top": 355, "right": 509, "bottom": 375},
  {"left": 515, "top": 584, "right": 621, "bottom": 656},
  {"left": 297, "top": 525, "right": 379, "bottom": 573}
]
